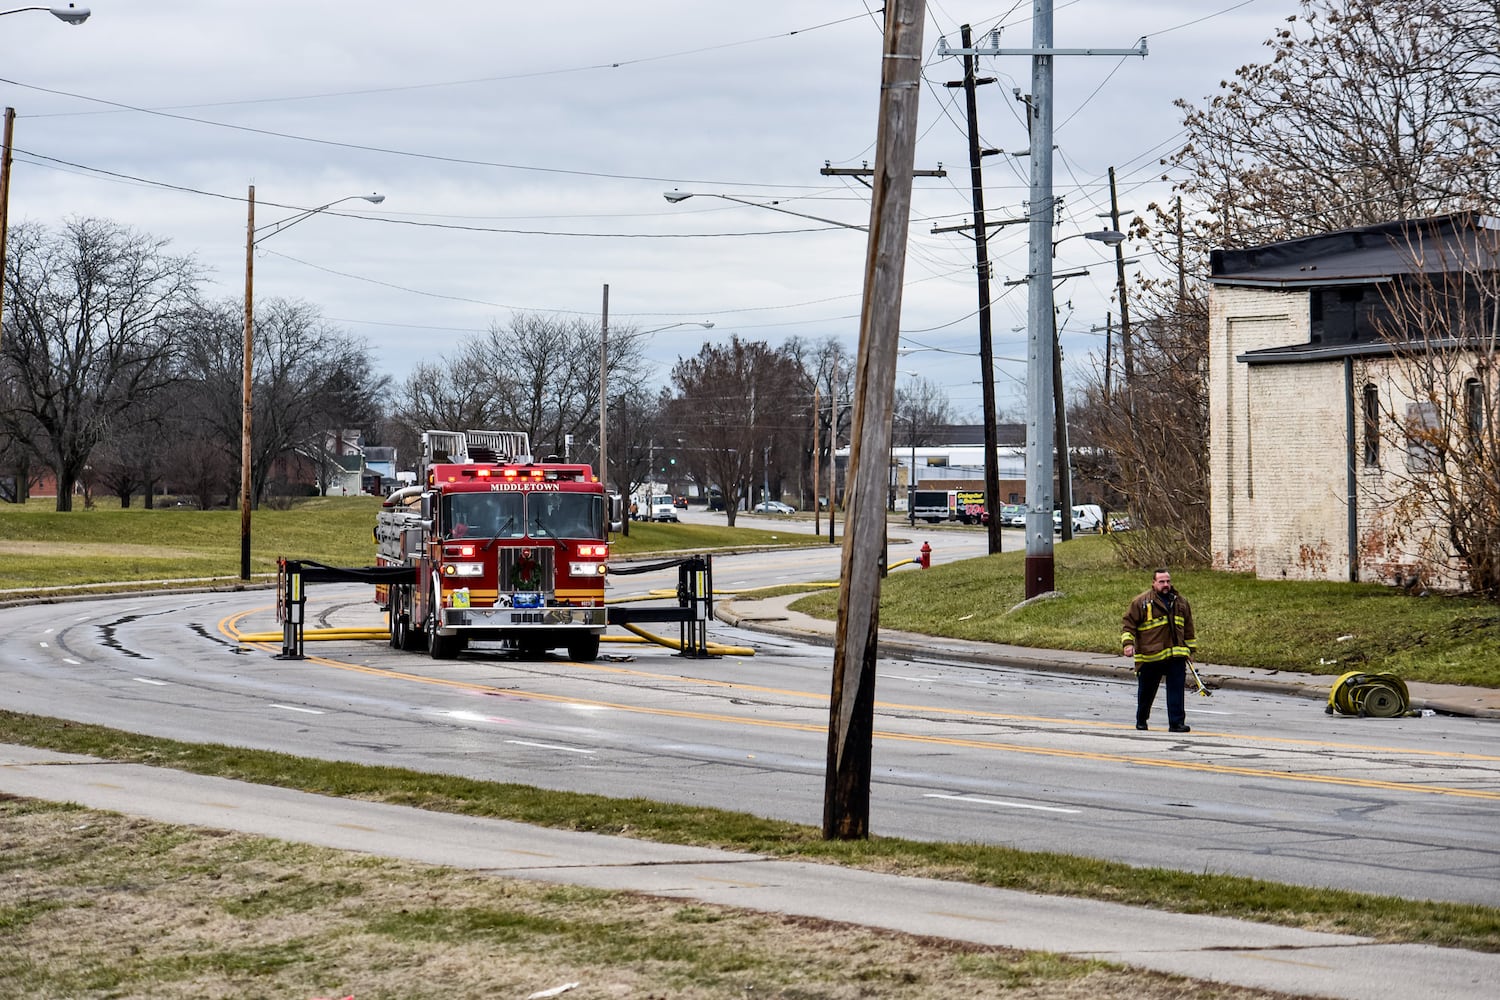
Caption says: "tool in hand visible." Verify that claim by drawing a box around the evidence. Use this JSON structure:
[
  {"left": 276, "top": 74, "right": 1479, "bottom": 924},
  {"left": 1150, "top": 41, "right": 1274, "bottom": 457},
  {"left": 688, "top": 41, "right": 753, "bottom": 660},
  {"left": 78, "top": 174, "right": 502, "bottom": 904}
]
[{"left": 1187, "top": 659, "right": 1212, "bottom": 697}]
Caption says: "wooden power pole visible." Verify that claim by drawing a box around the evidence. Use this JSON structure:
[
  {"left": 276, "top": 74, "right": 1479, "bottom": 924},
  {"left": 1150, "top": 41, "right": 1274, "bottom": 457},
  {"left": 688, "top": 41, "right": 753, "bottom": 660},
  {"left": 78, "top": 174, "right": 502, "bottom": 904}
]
[
  {"left": 824, "top": 0, "right": 925, "bottom": 841},
  {"left": 947, "top": 24, "right": 1004, "bottom": 556}
]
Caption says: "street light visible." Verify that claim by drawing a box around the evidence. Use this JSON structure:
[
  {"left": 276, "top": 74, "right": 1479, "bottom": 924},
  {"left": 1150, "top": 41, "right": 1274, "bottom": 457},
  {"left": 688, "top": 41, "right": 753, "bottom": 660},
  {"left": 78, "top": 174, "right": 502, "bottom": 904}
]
[
  {"left": 1053, "top": 228, "right": 1125, "bottom": 255},
  {"left": 0, "top": 4, "right": 89, "bottom": 23},
  {"left": 663, "top": 190, "right": 868, "bottom": 233},
  {"left": 239, "top": 187, "right": 384, "bottom": 580},
  {"left": 0, "top": 7, "right": 90, "bottom": 349}
]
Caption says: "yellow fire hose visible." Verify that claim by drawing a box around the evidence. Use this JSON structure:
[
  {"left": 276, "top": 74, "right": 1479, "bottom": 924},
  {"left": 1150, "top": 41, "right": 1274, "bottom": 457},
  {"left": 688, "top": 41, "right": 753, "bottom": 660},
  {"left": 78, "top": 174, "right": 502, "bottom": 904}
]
[
  {"left": 236, "top": 616, "right": 757, "bottom": 656},
  {"left": 1325, "top": 670, "right": 1411, "bottom": 717}
]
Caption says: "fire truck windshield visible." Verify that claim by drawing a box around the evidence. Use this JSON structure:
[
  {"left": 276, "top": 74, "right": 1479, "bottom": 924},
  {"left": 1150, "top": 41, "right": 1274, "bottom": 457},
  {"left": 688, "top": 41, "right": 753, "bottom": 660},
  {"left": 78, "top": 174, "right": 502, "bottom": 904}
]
[
  {"left": 446, "top": 493, "right": 523, "bottom": 539},
  {"left": 530, "top": 493, "right": 603, "bottom": 539},
  {"left": 444, "top": 491, "right": 602, "bottom": 540}
]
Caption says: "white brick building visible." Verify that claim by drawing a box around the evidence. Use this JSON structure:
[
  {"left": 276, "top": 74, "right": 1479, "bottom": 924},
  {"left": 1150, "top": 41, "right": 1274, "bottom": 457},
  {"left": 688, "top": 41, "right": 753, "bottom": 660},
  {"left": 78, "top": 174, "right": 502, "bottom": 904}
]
[{"left": 1209, "top": 215, "right": 1500, "bottom": 590}]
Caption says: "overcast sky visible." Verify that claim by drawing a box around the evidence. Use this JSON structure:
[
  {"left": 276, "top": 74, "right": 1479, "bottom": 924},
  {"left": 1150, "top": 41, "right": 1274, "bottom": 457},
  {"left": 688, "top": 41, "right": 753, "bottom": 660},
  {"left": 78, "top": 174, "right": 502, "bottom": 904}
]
[{"left": 1, "top": 1, "right": 1297, "bottom": 420}]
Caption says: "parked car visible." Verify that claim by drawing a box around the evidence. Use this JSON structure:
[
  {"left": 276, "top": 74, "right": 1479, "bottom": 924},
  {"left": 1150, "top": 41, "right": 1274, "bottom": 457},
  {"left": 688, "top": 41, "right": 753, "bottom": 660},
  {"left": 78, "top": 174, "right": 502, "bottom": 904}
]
[
  {"left": 753, "top": 500, "right": 796, "bottom": 514},
  {"left": 999, "top": 504, "right": 1027, "bottom": 527}
]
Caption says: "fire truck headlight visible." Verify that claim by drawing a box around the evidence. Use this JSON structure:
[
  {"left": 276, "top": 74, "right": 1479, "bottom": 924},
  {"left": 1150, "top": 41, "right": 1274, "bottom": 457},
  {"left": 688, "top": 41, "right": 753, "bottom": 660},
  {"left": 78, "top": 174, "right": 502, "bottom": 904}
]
[
  {"left": 444, "top": 562, "right": 484, "bottom": 578},
  {"left": 569, "top": 561, "right": 607, "bottom": 577}
]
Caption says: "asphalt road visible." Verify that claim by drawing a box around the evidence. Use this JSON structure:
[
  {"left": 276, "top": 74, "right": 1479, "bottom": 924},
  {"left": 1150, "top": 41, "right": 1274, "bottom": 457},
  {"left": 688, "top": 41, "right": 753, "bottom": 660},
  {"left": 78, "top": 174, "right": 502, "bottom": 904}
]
[{"left": 2, "top": 530, "right": 1497, "bottom": 908}]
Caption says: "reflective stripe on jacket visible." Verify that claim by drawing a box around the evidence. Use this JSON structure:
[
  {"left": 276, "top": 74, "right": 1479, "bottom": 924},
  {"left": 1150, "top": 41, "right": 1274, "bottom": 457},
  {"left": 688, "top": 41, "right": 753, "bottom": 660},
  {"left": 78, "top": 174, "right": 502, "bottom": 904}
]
[{"left": 1121, "top": 588, "right": 1197, "bottom": 664}]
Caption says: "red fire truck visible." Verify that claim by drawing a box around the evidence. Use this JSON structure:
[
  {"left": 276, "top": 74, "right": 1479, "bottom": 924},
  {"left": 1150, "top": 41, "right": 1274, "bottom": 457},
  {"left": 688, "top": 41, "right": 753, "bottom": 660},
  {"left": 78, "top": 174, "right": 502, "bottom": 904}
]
[{"left": 375, "top": 430, "right": 609, "bottom": 661}]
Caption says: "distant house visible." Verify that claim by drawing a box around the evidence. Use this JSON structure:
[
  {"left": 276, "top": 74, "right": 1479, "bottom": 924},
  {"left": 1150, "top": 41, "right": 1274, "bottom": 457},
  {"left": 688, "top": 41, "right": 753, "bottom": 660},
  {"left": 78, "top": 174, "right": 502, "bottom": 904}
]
[
  {"left": 364, "top": 445, "right": 398, "bottom": 494},
  {"left": 271, "top": 429, "right": 370, "bottom": 496},
  {"left": 1208, "top": 213, "right": 1500, "bottom": 590}
]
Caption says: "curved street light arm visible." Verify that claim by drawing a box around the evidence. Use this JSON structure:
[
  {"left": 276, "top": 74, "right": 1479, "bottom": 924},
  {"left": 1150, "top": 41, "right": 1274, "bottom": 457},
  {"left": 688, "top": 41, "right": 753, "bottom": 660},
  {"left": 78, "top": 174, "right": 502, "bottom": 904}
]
[
  {"left": 664, "top": 190, "right": 868, "bottom": 234},
  {"left": 254, "top": 193, "right": 384, "bottom": 244},
  {"left": 639, "top": 320, "right": 715, "bottom": 336}
]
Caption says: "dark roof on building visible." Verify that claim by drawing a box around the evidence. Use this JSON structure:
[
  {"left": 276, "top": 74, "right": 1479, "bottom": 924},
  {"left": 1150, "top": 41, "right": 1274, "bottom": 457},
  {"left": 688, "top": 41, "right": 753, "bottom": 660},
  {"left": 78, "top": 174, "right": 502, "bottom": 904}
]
[
  {"left": 1210, "top": 213, "right": 1500, "bottom": 289},
  {"left": 1239, "top": 337, "right": 1477, "bottom": 366},
  {"left": 932, "top": 423, "right": 1026, "bottom": 447}
]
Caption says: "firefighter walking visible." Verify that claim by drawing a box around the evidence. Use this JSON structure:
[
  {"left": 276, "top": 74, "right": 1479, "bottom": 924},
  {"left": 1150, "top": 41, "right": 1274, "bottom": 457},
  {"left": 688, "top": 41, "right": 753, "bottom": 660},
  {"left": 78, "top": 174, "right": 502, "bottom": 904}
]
[{"left": 1120, "top": 568, "right": 1198, "bottom": 732}]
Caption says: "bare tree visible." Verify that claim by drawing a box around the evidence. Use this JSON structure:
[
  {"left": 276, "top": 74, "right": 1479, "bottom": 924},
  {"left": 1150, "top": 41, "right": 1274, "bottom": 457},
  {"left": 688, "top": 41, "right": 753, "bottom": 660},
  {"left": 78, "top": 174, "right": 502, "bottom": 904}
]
[
  {"left": 781, "top": 337, "right": 855, "bottom": 511},
  {"left": 1, "top": 218, "right": 199, "bottom": 510},
  {"left": 1072, "top": 201, "right": 1211, "bottom": 566},
  {"left": 395, "top": 359, "right": 498, "bottom": 434},
  {"left": 175, "top": 297, "right": 382, "bottom": 505},
  {"left": 0, "top": 379, "right": 44, "bottom": 503},
  {"left": 892, "top": 375, "right": 953, "bottom": 506},
  {"left": 1173, "top": 0, "right": 1500, "bottom": 250},
  {"left": 472, "top": 313, "right": 646, "bottom": 463},
  {"left": 606, "top": 383, "right": 665, "bottom": 536},
  {"left": 667, "top": 336, "right": 803, "bottom": 526}
]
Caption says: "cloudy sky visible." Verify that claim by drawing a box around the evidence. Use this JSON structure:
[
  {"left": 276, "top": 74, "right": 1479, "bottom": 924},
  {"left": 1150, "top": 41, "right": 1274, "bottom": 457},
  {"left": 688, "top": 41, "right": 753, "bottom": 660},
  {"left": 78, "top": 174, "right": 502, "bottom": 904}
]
[{"left": 2, "top": 1, "right": 1297, "bottom": 419}]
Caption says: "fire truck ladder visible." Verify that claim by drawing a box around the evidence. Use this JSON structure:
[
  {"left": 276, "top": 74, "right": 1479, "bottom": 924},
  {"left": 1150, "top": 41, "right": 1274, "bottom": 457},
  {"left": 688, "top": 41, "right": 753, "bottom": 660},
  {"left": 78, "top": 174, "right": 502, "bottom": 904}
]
[
  {"left": 605, "top": 555, "right": 716, "bottom": 658},
  {"left": 421, "top": 428, "right": 532, "bottom": 467}
]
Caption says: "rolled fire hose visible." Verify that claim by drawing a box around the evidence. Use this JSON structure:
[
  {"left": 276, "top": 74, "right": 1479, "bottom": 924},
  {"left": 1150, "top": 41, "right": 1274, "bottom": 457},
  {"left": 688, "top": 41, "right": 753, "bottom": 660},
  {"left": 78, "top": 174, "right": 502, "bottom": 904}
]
[{"left": 1325, "top": 671, "right": 1410, "bottom": 718}]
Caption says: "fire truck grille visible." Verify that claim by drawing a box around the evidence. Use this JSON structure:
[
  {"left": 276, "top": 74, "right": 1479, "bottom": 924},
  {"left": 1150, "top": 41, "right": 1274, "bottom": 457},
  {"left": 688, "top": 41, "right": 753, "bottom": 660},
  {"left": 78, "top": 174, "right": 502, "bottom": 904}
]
[{"left": 498, "top": 546, "right": 554, "bottom": 594}]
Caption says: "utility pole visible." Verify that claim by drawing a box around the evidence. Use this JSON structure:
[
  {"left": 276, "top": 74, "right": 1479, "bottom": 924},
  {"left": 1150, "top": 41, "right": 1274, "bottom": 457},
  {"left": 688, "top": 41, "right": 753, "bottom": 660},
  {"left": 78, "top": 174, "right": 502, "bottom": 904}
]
[
  {"left": 598, "top": 283, "right": 609, "bottom": 517},
  {"left": 0, "top": 108, "right": 14, "bottom": 349},
  {"left": 828, "top": 360, "right": 838, "bottom": 545},
  {"left": 941, "top": 8, "right": 1146, "bottom": 598},
  {"left": 812, "top": 385, "right": 821, "bottom": 536},
  {"left": 240, "top": 185, "right": 256, "bottom": 580},
  {"left": 824, "top": 0, "right": 924, "bottom": 841},
  {"left": 945, "top": 23, "right": 1004, "bottom": 556},
  {"left": 1107, "top": 166, "right": 1134, "bottom": 383},
  {"left": 1052, "top": 305, "right": 1072, "bottom": 542},
  {"left": 1022, "top": 6, "right": 1059, "bottom": 597}
]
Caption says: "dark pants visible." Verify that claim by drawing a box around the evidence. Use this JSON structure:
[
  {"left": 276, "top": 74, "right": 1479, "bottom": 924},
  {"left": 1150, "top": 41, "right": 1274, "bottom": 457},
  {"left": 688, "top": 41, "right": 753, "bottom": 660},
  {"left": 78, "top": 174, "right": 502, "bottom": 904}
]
[{"left": 1137, "top": 657, "right": 1186, "bottom": 728}]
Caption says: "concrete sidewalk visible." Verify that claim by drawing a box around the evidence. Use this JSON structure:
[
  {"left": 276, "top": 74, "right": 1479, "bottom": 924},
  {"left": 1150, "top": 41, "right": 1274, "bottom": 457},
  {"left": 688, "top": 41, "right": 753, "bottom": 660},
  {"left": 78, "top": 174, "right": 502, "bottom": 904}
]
[
  {"left": 2, "top": 742, "right": 1495, "bottom": 1000},
  {"left": 717, "top": 592, "right": 1500, "bottom": 719}
]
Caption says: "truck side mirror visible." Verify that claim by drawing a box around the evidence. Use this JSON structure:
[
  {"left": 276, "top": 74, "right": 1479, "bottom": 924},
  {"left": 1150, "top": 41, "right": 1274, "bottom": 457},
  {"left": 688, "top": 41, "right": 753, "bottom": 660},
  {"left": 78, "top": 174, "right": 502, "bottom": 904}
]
[{"left": 420, "top": 493, "right": 433, "bottom": 521}]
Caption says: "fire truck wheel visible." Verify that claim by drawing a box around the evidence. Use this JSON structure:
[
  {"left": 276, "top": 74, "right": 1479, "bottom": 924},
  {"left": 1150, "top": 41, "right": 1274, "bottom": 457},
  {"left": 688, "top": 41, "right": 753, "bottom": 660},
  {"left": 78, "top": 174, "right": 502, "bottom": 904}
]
[
  {"left": 389, "top": 589, "right": 420, "bottom": 651},
  {"left": 567, "top": 634, "right": 600, "bottom": 662},
  {"left": 424, "top": 589, "right": 460, "bottom": 659},
  {"left": 429, "top": 632, "right": 460, "bottom": 660}
]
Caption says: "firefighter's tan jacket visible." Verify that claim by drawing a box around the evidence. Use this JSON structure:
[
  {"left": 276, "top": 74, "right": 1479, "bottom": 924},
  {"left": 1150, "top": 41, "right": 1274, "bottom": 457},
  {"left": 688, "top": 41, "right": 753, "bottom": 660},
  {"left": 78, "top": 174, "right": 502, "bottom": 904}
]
[{"left": 1121, "top": 587, "right": 1197, "bottom": 665}]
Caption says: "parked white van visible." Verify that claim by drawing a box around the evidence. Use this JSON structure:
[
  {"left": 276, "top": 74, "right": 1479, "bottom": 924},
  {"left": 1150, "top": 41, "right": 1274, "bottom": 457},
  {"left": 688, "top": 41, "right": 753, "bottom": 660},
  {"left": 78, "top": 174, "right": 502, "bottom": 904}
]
[
  {"left": 647, "top": 495, "right": 677, "bottom": 522},
  {"left": 1071, "top": 504, "right": 1105, "bottom": 533}
]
